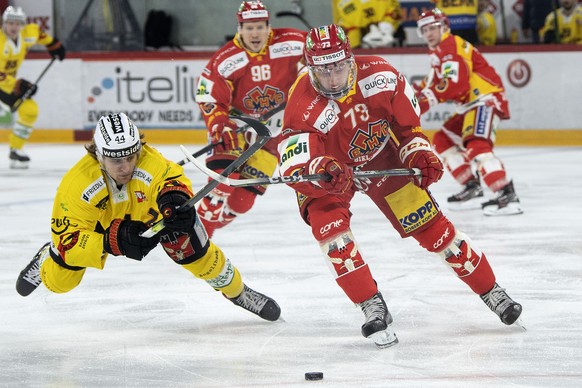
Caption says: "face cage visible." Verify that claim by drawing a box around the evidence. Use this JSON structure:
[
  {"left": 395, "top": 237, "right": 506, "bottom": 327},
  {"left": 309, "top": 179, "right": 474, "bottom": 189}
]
[{"left": 308, "top": 57, "right": 356, "bottom": 100}]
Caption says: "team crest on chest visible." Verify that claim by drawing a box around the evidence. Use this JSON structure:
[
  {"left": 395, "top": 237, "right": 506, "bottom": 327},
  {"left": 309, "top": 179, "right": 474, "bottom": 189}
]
[
  {"left": 348, "top": 119, "right": 390, "bottom": 162},
  {"left": 243, "top": 85, "right": 285, "bottom": 114}
]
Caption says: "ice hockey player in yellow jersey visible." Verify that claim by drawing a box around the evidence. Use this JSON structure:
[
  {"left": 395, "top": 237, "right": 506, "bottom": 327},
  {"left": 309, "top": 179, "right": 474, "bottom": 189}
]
[
  {"left": 0, "top": 6, "right": 66, "bottom": 169},
  {"left": 15, "top": 113, "right": 281, "bottom": 322}
]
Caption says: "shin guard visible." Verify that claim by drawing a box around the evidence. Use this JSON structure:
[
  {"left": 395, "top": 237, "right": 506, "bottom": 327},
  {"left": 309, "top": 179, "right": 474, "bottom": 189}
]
[
  {"left": 475, "top": 152, "right": 509, "bottom": 193},
  {"left": 440, "top": 145, "right": 474, "bottom": 185},
  {"left": 437, "top": 231, "right": 496, "bottom": 295},
  {"left": 320, "top": 230, "right": 377, "bottom": 304},
  {"left": 179, "top": 241, "right": 244, "bottom": 298}
]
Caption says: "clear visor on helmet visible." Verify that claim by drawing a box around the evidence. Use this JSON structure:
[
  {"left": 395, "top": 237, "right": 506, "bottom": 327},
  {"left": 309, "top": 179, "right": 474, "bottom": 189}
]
[
  {"left": 308, "top": 57, "right": 356, "bottom": 100},
  {"left": 417, "top": 20, "right": 443, "bottom": 38}
]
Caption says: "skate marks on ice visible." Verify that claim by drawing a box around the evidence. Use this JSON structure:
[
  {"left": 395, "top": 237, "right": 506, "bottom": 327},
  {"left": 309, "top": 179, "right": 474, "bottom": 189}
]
[{"left": 1, "top": 145, "right": 582, "bottom": 387}]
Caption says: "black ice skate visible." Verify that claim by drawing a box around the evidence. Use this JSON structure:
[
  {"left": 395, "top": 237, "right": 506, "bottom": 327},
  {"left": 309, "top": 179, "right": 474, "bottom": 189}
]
[
  {"left": 227, "top": 284, "right": 281, "bottom": 321},
  {"left": 480, "top": 283, "right": 523, "bottom": 326},
  {"left": 447, "top": 178, "right": 483, "bottom": 211},
  {"left": 481, "top": 180, "right": 523, "bottom": 216},
  {"left": 359, "top": 292, "right": 398, "bottom": 348},
  {"left": 9, "top": 148, "right": 30, "bottom": 169},
  {"left": 16, "top": 242, "right": 51, "bottom": 296}
]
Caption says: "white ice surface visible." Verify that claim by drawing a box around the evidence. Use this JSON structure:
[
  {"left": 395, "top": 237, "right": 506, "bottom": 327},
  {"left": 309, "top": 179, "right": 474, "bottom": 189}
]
[{"left": 1, "top": 145, "right": 581, "bottom": 387}]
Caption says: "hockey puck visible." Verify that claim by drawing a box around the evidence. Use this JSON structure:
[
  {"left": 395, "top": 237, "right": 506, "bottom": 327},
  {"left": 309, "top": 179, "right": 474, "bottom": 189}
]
[{"left": 305, "top": 372, "right": 323, "bottom": 381}]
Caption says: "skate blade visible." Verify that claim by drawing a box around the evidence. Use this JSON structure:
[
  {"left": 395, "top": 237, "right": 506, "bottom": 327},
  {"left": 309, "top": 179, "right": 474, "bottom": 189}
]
[
  {"left": 513, "top": 318, "right": 526, "bottom": 331},
  {"left": 369, "top": 328, "right": 399, "bottom": 349},
  {"left": 10, "top": 161, "right": 30, "bottom": 169},
  {"left": 447, "top": 196, "right": 484, "bottom": 211},
  {"left": 483, "top": 202, "right": 523, "bottom": 216}
]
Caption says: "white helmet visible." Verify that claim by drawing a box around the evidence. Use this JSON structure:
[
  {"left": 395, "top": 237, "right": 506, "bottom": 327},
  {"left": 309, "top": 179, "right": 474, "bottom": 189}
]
[
  {"left": 2, "top": 6, "right": 26, "bottom": 24},
  {"left": 94, "top": 113, "right": 141, "bottom": 160}
]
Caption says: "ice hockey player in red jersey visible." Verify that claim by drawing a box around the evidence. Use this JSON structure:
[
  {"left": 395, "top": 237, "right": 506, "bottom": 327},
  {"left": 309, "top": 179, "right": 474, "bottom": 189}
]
[
  {"left": 195, "top": 1, "right": 307, "bottom": 237},
  {"left": 278, "top": 24, "right": 523, "bottom": 348},
  {"left": 415, "top": 8, "right": 522, "bottom": 216}
]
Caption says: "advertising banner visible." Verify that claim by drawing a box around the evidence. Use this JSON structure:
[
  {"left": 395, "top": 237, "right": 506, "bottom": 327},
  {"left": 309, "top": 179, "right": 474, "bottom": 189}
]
[
  {"left": 8, "top": 49, "right": 581, "bottom": 132},
  {"left": 82, "top": 60, "right": 207, "bottom": 129}
]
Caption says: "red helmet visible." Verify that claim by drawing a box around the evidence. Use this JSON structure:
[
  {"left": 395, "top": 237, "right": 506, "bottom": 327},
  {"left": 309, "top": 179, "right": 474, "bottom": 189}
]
[
  {"left": 304, "top": 24, "right": 353, "bottom": 67},
  {"left": 305, "top": 25, "right": 356, "bottom": 99},
  {"left": 416, "top": 8, "right": 449, "bottom": 36},
  {"left": 237, "top": 1, "right": 269, "bottom": 23}
]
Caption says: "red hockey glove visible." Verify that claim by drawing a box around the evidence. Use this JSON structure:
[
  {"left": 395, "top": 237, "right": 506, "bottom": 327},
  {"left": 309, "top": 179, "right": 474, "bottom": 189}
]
[
  {"left": 210, "top": 121, "right": 239, "bottom": 152},
  {"left": 400, "top": 137, "right": 443, "bottom": 189},
  {"left": 308, "top": 155, "right": 354, "bottom": 194},
  {"left": 415, "top": 88, "right": 438, "bottom": 115}
]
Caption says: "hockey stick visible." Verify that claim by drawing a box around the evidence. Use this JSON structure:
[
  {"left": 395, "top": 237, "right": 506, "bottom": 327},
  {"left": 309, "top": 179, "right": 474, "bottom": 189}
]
[
  {"left": 176, "top": 103, "right": 286, "bottom": 166},
  {"left": 499, "top": 0, "right": 508, "bottom": 43},
  {"left": 275, "top": 11, "right": 313, "bottom": 30},
  {"left": 140, "top": 116, "right": 272, "bottom": 238},
  {"left": 181, "top": 145, "right": 421, "bottom": 188},
  {"left": 11, "top": 58, "right": 56, "bottom": 112}
]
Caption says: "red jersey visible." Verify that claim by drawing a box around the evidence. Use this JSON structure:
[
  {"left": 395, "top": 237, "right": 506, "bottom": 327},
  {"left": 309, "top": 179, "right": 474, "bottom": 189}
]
[
  {"left": 421, "top": 31, "right": 508, "bottom": 116},
  {"left": 278, "top": 55, "right": 424, "bottom": 198},
  {"left": 196, "top": 28, "right": 307, "bottom": 131}
]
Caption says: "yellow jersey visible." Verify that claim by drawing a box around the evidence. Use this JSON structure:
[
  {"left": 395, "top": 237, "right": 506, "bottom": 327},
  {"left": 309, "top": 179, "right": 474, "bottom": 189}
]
[
  {"left": 477, "top": 11, "right": 497, "bottom": 45},
  {"left": 541, "top": 5, "right": 582, "bottom": 44},
  {"left": 0, "top": 23, "right": 54, "bottom": 94},
  {"left": 50, "top": 144, "right": 192, "bottom": 269},
  {"left": 432, "top": 0, "right": 478, "bottom": 30},
  {"left": 332, "top": 0, "right": 402, "bottom": 47}
]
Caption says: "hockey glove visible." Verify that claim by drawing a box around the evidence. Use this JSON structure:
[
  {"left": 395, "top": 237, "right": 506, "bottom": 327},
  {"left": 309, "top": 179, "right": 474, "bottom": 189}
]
[
  {"left": 12, "top": 79, "right": 37, "bottom": 100},
  {"left": 210, "top": 121, "right": 239, "bottom": 152},
  {"left": 399, "top": 137, "right": 443, "bottom": 189},
  {"left": 103, "top": 219, "right": 160, "bottom": 260},
  {"left": 308, "top": 155, "right": 354, "bottom": 195},
  {"left": 157, "top": 181, "right": 197, "bottom": 231},
  {"left": 47, "top": 38, "right": 66, "bottom": 61}
]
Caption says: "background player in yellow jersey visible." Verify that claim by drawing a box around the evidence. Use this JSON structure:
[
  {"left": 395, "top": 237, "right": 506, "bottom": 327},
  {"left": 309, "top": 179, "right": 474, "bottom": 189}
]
[
  {"left": 15, "top": 113, "right": 281, "bottom": 322},
  {"left": 332, "top": 0, "right": 403, "bottom": 48},
  {"left": 477, "top": 0, "right": 497, "bottom": 45},
  {"left": 0, "top": 6, "right": 65, "bottom": 169},
  {"left": 541, "top": 0, "right": 582, "bottom": 43}
]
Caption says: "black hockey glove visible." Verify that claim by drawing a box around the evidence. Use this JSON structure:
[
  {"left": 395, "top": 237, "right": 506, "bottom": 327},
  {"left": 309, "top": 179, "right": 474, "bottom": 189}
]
[
  {"left": 103, "top": 219, "right": 160, "bottom": 261},
  {"left": 47, "top": 38, "right": 66, "bottom": 61},
  {"left": 157, "top": 181, "right": 197, "bottom": 231},
  {"left": 12, "top": 79, "right": 37, "bottom": 100}
]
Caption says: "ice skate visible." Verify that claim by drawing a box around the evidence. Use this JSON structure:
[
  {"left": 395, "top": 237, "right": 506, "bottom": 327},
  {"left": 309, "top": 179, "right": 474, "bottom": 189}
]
[
  {"left": 359, "top": 292, "right": 398, "bottom": 348},
  {"left": 480, "top": 283, "right": 522, "bottom": 326},
  {"left": 481, "top": 181, "right": 523, "bottom": 216},
  {"left": 9, "top": 148, "right": 30, "bottom": 169},
  {"left": 16, "top": 242, "right": 51, "bottom": 296},
  {"left": 227, "top": 284, "right": 281, "bottom": 321},
  {"left": 447, "top": 178, "right": 483, "bottom": 211}
]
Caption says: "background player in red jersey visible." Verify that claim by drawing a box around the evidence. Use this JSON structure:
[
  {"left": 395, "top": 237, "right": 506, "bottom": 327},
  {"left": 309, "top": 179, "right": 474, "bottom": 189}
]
[
  {"left": 415, "top": 9, "right": 523, "bottom": 216},
  {"left": 194, "top": 1, "right": 307, "bottom": 237},
  {"left": 278, "top": 24, "right": 523, "bottom": 348}
]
